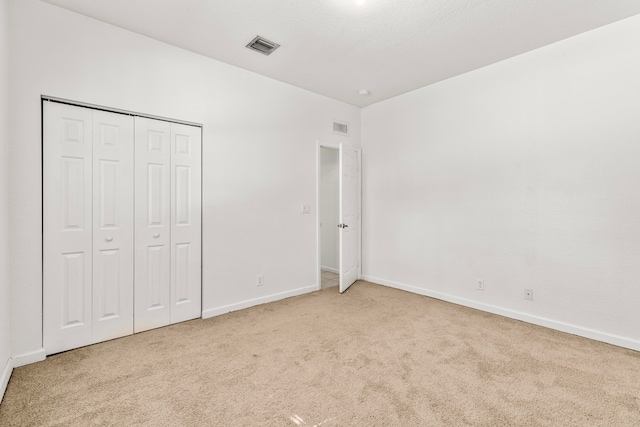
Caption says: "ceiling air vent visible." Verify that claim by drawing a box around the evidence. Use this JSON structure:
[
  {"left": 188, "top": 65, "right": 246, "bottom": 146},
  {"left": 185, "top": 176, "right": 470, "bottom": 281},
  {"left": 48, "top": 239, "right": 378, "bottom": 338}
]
[
  {"left": 333, "top": 121, "right": 349, "bottom": 136},
  {"left": 246, "top": 36, "right": 280, "bottom": 56}
]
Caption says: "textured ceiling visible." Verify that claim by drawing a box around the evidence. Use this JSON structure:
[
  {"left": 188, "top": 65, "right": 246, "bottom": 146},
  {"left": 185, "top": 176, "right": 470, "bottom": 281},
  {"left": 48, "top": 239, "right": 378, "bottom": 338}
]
[{"left": 41, "top": 0, "right": 640, "bottom": 107}]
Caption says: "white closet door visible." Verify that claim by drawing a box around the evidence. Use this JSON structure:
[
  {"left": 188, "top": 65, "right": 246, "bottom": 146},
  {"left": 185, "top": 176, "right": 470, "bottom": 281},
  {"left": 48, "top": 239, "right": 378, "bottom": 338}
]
[
  {"left": 43, "top": 102, "right": 94, "bottom": 354},
  {"left": 134, "top": 117, "right": 172, "bottom": 333},
  {"left": 92, "top": 110, "right": 134, "bottom": 342},
  {"left": 170, "top": 123, "right": 202, "bottom": 323}
]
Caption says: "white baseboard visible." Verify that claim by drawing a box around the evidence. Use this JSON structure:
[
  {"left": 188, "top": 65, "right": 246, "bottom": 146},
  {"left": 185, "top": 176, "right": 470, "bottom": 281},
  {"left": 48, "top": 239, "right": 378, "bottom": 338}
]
[
  {"left": 12, "top": 348, "right": 46, "bottom": 368},
  {"left": 361, "top": 275, "right": 640, "bottom": 352},
  {"left": 1, "top": 356, "right": 13, "bottom": 403},
  {"left": 320, "top": 266, "right": 339, "bottom": 274},
  {"left": 202, "top": 285, "right": 318, "bottom": 319}
]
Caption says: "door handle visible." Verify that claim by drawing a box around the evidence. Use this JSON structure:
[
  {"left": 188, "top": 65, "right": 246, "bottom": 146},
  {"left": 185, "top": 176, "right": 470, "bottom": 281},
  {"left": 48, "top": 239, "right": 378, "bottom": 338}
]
[
  {"left": 337, "top": 224, "right": 349, "bottom": 228},
  {"left": 153, "top": 233, "right": 160, "bottom": 238},
  {"left": 105, "top": 236, "right": 113, "bottom": 242}
]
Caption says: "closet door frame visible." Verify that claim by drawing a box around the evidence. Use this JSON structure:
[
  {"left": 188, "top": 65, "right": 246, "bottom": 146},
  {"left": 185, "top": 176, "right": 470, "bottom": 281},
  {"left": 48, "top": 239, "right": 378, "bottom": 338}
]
[{"left": 42, "top": 96, "right": 204, "bottom": 354}]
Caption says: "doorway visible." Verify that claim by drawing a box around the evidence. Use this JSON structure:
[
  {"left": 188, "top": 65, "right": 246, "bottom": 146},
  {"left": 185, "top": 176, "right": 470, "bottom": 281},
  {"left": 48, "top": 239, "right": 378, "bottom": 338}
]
[
  {"left": 319, "top": 146, "right": 340, "bottom": 289},
  {"left": 317, "top": 142, "right": 361, "bottom": 293}
]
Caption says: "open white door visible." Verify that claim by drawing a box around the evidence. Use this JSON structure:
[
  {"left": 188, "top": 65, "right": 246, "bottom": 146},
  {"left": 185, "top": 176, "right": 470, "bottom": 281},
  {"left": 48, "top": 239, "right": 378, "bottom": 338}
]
[{"left": 339, "top": 144, "right": 361, "bottom": 293}]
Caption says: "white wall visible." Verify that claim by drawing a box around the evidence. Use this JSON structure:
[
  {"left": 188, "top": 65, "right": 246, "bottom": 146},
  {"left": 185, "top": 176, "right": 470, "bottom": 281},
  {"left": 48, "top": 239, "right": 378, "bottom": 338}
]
[
  {"left": 0, "top": 0, "right": 12, "bottom": 400},
  {"left": 320, "top": 147, "right": 339, "bottom": 272},
  {"left": 9, "top": 0, "right": 360, "bottom": 362},
  {"left": 362, "top": 15, "right": 640, "bottom": 350}
]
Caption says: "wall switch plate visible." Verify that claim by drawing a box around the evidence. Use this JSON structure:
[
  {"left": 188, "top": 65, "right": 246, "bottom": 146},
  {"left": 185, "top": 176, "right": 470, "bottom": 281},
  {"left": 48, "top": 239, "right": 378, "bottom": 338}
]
[
  {"left": 477, "top": 279, "right": 484, "bottom": 290},
  {"left": 257, "top": 275, "right": 263, "bottom": 287},
  {"left": 301, "top": 203, "right": 311, "bottom": 214},
  {"left": 524, "top": 289, "right": 533, "bottom": 300}
]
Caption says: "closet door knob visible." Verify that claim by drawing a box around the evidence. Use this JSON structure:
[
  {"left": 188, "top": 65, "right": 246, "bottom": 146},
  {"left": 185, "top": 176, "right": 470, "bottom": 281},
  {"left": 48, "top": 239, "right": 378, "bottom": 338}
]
[
  {"left": 153, "top": 233, "right": 160, "bottom": 238},
  {"left": 105, "top": 236, "right": 113, "bottom": 242}
]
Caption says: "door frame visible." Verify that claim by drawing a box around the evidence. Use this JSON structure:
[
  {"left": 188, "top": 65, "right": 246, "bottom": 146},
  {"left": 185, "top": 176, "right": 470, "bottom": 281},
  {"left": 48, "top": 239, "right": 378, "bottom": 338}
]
[{"left": 315, "top": 140, "right": 362, "bottom": 291}]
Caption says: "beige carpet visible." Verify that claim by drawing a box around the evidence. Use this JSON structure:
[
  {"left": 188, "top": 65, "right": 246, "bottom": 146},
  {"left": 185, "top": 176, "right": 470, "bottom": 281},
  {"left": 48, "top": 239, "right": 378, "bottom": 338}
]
[{"left": 1, "top": 281, "right": 640, "bottom": 426}]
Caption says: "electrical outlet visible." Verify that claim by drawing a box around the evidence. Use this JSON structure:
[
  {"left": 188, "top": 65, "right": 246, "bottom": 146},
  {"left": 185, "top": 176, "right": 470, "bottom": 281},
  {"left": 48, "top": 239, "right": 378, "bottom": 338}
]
[
  {"left": 301, "top": 203, "right": 311, "bottom": 214},
  {"left": 477, "top": 279, "right": 484, "bottom": 290},
  {"left": 524, "top": 288, "right": 533, "bottom": 301},
  {"left": 257, "top": 275, "right": 263, "bottom": 287}
]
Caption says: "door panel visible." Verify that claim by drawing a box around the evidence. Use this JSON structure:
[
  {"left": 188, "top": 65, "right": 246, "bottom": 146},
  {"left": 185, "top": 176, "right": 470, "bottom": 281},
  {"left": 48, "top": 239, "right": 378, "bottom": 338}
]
[
  {"left": 135, "top": 117, "right": 172, "bottom": 333},
  {"left": 92, "top": 110, "right": 134, "bottom": 342},
  {"left": 339, "top": 144, "right": 361, "bottom": 293},
  {"left": 147, "top": 245, "right": 166, "bottom": 308},
  {"left": 61, "top": 252, "right": 87, "bottom": 328},
  {"left": 95, "top": 249, "right": 120, "bottom": 320},
  {"left": 97, "top": 160, "right": 118, "bottom": 227},
  {"left": 175, "top": 166, "right": 191, "bottom": 225},
  {"left": 147, "top": 163, "right": 166, "bottom": 225},
  {"left": 61, "top": 157, "right": 86, "bottom": 229},
  {"left": 170, "top": 123, "right": 202, "bottom": 323},
  {"left": 43, "top": 102, "right": 93, "bottom": 354},
  {"left": 174, "top": 243, "right": 190, "bottom": 303}
]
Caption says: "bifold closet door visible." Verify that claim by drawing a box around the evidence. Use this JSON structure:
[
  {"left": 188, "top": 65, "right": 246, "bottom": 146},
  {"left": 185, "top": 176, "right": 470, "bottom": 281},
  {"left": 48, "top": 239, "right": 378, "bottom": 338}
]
[
  {"left": 134, "top": 118, "right": 201, "bottom": 333},
  {"left": 43, "top": 102, "right": 134, "bottom": 355},
  {"left": 44, "top": 102, "right": 201, "bottom": 352}
]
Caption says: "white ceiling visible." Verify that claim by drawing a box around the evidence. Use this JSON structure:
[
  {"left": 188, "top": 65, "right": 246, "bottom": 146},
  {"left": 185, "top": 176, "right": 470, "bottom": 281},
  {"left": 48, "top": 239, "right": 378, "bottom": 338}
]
[{"left": 41, "top": 0, "right": 640, "bottom": 107}]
